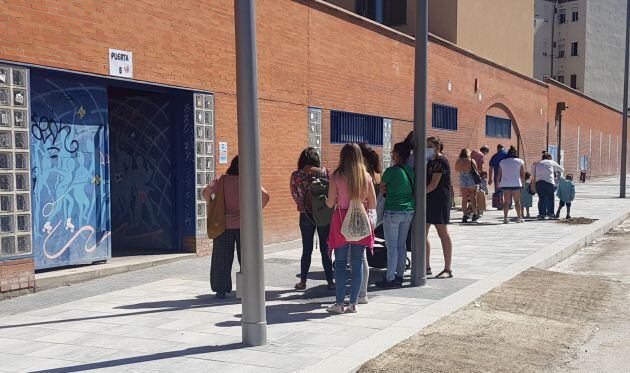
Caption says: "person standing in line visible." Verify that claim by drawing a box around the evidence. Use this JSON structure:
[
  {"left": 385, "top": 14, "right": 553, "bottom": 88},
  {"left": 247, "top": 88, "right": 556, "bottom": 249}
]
[
  {"left": 488, "top": 144, "right": 508, "bottom": 190},
  {"left": 497, "top": 146, "right": 525, "bottom": 224},
  {"left": 556, "top": 174, "right": 576, "bottom": 219},
  {"left": 455, "top": 149, "right": 479, "bottom": 223},
  {"left": 204, "top": 156, "right": 270, "bottom": 299},
  {"left": 325, "top": 143, "right": 377, "bottom": 314},
  {"left": 356, "top": 143, "right": 382, "bottom": 304},
  {"left": 471, "top": 145, "right": 490, "bottom": 172},
  {"left": 520, "top": 172, "right": 533, "bottom": 219},
  {"left": 376, "top": 142, "right": 415, "bottom": 288},
  {"left": 426, "top": 137, "right": 454, "bottom": 279},
  {"left": 533, "top": 153, "right": 564, "bottom": 220},
  {"left": 471, "top": 146, "right": 490, "bottom": 218},
  {"left": 290, "top": 147, "right": 335, "bottom": 291}
]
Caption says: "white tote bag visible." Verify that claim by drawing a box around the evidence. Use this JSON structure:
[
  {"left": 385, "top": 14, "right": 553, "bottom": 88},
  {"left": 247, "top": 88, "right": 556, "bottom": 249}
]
[{"left": 341, "top": 199, "right": 372, "bottom": 242}]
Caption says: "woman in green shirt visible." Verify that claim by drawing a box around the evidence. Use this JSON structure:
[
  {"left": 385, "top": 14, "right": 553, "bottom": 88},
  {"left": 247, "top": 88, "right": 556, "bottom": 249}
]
[{"left": 376, "top": 142, "right": 414, "bottom": 288}]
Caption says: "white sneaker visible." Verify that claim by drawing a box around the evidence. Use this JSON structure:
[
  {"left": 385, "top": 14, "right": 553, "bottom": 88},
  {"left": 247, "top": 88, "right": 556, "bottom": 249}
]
[
  {"left": 516, "top": 217, "right": 524, "bottom": 223},
  {"left": 503, "top": 218, "right": 509, "bottom": 224},
  {"left": 358, "top": 296, "right": 369, "bottom": 304},
  {"left": 326, "top": 304, "right": 345, "bottom": 314},
  {"left": 345, "top": 304, "right": 358, "bottom": 313}
]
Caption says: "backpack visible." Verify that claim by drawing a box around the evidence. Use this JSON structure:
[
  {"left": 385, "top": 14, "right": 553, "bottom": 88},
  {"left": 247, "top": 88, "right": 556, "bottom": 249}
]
[{"left": 304, "top": 176, "right": 333, "bottom": 227}]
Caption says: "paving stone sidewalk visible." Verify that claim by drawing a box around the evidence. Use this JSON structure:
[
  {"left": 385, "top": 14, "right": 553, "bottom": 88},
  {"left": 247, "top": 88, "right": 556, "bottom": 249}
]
[{"left": 0, "top": 177, "right": 629, "bottom": 373}]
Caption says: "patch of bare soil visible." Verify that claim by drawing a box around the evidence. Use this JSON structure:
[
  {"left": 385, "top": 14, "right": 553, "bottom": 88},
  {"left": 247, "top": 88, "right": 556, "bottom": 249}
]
[
  {"left": 360, "top": 268, "right": 627, "bottom": 373},
  {"left": 556, "top": 217, "right": 598, "bottom": 225}
]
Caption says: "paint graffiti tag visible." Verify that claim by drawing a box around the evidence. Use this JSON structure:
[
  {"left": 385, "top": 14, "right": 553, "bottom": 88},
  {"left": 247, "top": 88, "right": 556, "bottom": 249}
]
[{"left": 31, "top": 112, "right": 79, "bottom": 158}]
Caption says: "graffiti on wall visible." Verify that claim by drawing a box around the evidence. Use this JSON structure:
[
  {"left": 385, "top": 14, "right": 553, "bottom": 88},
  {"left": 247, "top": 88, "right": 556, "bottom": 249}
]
[
  {"left": 108, "top": 90, "right": 174, "bottom": 252},
  {"left": 30, "top": 72, "right": 111, "bottom": 269}
]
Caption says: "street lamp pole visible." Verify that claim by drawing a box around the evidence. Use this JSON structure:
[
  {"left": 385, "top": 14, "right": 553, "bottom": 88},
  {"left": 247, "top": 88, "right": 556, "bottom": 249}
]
[
  {"left": 411, "top": 0, "right": 428, "bottom": 287},
  {"left": 234, "top": 0, "right": 267, "bottom": 346},
  {"left": 620, "top": 0, "right": 630, "bottom": 198}
]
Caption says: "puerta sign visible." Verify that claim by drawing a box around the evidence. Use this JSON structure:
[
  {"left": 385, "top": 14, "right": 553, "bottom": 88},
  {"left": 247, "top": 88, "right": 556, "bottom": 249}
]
[{"left": 109, "top": 49, "right": 133, "bottom": 78}]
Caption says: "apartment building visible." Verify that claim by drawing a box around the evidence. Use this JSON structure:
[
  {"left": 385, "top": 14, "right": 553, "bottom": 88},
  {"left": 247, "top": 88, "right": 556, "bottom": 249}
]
[
  {"left": 326, "top": 0, "right": 535, "bottom": 76},
  {"left": 535, "top": 0, "right": 627, "bottom": 110}
]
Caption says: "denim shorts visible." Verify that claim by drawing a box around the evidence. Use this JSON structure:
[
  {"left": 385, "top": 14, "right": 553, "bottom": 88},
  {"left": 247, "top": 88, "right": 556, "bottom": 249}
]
[{"left": 459, "top": 172, "right": 477, "bottom": 188}]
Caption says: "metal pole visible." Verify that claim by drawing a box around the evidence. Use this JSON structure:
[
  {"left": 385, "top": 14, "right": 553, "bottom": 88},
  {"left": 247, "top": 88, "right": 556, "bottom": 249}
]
[
  {"left": 550, "top": 1, "right": 557, "bottom": 79},
  {"left": 620, "top": 0, "right": 630, "bottom": 198},
  {"left": 234, "top": 0, "right": 267, "bottom": 346},
  {"left": 557, "top": 110, "right": 562, "bottom": 166},
  {"left": 411, "top": 0, "right": 427, "bottom": 287}
]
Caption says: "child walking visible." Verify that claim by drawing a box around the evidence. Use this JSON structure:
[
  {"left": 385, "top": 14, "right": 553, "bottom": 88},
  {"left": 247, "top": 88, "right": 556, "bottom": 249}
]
[
  {"left": 476, "top": 171, "right": 489, "bottom": 217},
  {"left": 520, "top": 172, "right": 533, "bottom": 219},
  {"left": 556, "top": 174, "right": 576, "bottom": 219}
]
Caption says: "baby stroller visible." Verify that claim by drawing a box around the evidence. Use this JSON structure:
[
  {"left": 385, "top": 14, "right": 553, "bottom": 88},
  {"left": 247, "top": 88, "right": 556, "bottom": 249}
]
[{"left": 366, "top": 223, "right": 411, "bottom": 270}]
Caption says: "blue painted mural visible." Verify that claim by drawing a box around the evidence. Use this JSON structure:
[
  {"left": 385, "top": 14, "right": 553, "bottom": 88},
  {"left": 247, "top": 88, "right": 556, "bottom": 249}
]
[{"left": 30, "top": 70, "right": 111, "bottom": 269}]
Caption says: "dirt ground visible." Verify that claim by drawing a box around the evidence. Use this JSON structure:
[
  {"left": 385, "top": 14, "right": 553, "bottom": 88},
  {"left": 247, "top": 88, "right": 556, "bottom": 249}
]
[{"left": 360, "top": 221, "right": 630, "bottom": 373}]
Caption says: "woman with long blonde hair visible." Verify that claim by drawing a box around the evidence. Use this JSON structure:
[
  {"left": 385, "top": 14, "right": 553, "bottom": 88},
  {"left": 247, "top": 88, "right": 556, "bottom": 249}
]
[{"left": 326, "top": 143, "right": 377, "bottom": 314}]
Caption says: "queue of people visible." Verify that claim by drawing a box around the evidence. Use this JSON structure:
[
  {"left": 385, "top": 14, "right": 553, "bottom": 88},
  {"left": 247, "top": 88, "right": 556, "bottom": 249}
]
[{"left": 202, "top": 137, "right": 576, "bottom": 312}]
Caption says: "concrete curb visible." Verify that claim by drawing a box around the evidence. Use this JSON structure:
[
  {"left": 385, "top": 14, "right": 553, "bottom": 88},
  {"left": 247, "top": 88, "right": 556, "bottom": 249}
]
[
  {"left": 34, "top": 254, "right": 196, "bottom": 292},
  {"left": 299, "top": 209, "right": 630, "bottom": 373}
]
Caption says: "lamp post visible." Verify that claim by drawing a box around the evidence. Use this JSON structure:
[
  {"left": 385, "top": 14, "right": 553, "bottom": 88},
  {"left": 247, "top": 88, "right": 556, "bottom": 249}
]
[
  {"left": 411, "top": 0, "right": 428, "bottom": 287},
  {"left": 234, "top": 0, "right": 267, "bottom": 346},
  {"left": 620, "top": 0, "right": 630, "bottom": 198}
]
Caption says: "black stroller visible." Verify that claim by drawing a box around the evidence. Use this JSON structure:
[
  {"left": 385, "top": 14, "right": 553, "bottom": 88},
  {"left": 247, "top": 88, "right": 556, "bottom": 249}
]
[{"left": 366, "top": 223, "right": 411, "bottom": 270}]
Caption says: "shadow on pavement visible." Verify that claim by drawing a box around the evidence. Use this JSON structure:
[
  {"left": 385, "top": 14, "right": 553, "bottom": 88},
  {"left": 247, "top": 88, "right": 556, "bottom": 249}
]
[{"left": 29, "top": 343, "right": 245, "bottom": 373}]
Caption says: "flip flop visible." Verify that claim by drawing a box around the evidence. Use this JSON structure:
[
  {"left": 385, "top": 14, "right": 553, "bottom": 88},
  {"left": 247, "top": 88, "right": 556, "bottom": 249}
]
[{"left": 435, "top": 270, "right": 453, "bottom": 279}]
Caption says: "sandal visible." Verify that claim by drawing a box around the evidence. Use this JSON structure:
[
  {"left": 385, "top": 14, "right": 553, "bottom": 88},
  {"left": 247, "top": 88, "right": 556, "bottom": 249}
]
[
  {"left": 294, "top": 281, "right": 306, "bottom": 290},
  {"left": 426, "top": 267, "right": 433, "bottom": 276},
  {"left": 435, "top": 270, "right": 453, "bottom": 279},
  {"left": 327, "top": 281, "right": 336, "bottom": 291}
]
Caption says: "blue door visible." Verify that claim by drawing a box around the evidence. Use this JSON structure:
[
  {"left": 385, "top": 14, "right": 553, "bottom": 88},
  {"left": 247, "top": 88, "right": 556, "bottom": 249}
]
[{"left": 30, "top": 70, "right": 111, "bottom": 269}]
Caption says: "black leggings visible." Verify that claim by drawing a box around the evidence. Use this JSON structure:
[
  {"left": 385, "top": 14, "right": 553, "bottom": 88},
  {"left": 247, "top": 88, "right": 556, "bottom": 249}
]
[{"left": 299, "top": 213, "right": 334, "bottom": 283}]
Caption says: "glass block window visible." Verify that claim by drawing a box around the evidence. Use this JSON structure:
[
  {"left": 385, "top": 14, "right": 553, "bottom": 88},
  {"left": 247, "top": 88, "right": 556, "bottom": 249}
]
[
  {"left": 308, "top": 107, "right": 322, "bottom": 156},
  {"left": 194, "top": 93, "right": 215, "bottom": 234},
  {"left": 0, "top": 65, "right": 32, "bottom": 258},
  {"left": 382, "top": 118, "right": 393, "bottom": 169}
]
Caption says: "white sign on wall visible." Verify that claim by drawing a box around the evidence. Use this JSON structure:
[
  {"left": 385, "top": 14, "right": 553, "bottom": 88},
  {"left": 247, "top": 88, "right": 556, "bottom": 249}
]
[
  {"left": 219, "top": 142, "right": 228, "bottom": 164},
  {"left": 109, "top": 49, "right": 133, "bottom": 78}
]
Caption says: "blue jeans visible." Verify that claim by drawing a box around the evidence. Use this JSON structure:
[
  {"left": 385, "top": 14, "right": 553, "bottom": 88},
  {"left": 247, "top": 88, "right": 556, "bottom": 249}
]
[
  {"left": 334, "top": 244, "right": 365, "bottom": 305},
  {"left": 383, "top": 210, "right": 414, "bottom": 281},
  {"left": 536, "top": 181, "right": 556, "bottom": 217}
]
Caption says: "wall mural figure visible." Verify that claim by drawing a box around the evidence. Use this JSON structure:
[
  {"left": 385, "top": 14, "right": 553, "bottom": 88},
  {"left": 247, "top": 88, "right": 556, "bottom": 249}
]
[{"left": 30, "top": 70, "right": 111, "bottom": 269}]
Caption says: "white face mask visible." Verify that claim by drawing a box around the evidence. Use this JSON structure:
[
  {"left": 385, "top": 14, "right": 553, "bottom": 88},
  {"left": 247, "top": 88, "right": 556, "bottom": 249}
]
[{"left": 425, "top": 147, "right": 435, "bottom": 160}]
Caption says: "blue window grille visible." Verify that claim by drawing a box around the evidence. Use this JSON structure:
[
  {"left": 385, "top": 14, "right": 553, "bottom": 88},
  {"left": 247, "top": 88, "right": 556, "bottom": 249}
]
[
  {"left": 486, "top": 115, "right": 512, "bottom": 139},
  {"left": 330, "top": 110, "right": 383, "bottom": 146},
  {"left": 432, "top": 103, "right": 458, "bottom": 131}
]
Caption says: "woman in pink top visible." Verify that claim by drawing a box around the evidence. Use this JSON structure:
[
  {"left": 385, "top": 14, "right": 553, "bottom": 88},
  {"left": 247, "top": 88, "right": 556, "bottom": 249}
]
[
  {"left": 204, "top": 156, "right": 270, "bottom": 298},
  {"left": 325, "top": 143, "right": 377, "bottom": 314}
]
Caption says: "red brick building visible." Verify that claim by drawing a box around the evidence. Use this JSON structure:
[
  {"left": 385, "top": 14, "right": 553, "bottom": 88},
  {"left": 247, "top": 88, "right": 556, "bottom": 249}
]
[{"left": 0, "top": 0, "right": 625, "bottom": 295}]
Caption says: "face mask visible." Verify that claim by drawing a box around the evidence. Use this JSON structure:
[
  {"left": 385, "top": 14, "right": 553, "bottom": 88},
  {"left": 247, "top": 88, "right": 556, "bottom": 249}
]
[{"left": 425, "top": 147, "right": 435, "bottom": 160}]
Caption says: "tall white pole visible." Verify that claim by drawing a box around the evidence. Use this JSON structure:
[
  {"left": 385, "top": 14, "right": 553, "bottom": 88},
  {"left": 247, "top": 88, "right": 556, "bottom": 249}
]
[
  {"left": 234, "top": 0, "right": 267, "bottom": 346},
  {"left": 621, "top": 0, "right": 630, "bottom": 198}
]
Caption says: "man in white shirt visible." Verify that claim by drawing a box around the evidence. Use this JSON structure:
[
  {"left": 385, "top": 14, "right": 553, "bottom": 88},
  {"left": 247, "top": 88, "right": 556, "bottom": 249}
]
[{"left": 533, "top": 153, "right": 564, "bottom": 219}]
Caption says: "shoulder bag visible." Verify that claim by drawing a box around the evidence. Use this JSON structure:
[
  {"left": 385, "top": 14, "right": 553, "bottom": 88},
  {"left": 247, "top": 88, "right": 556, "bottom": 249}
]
[
  {"left": 470, "top": 160, "right": 482, "bottom": 185},
  {"left": 206, "top": 177, "right": 227, "bottom": 239}
]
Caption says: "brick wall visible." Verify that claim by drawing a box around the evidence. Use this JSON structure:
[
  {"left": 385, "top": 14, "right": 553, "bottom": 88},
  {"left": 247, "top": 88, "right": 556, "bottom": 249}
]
[
  {"left": 0, "top": 258, "right": 35, "bottom": 297},
  {"left": 0, "top": 0, "right": 626, "bottom": 291}
]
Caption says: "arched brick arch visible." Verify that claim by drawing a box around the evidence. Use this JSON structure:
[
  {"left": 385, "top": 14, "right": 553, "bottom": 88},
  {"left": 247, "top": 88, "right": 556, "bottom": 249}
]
[{"left": 482, "top": 102, "right": 528, "bottom": 165}]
